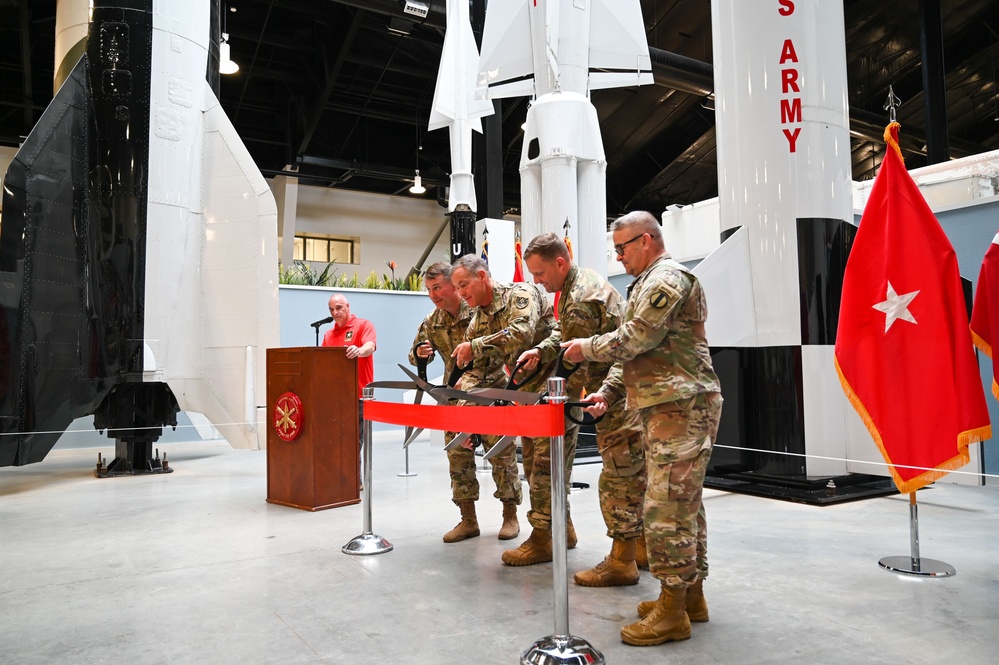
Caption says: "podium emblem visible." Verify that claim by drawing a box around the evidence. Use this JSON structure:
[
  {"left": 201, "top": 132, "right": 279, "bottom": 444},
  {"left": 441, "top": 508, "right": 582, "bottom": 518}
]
[{"left": 274, "top": 392, "right": 304, "bottom": 441}]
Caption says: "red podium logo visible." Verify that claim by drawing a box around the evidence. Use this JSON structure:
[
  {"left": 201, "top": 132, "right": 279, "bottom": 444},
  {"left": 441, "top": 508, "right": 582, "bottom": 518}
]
[{"left": 274, "top": 392, "right": 304, "bottom": 441}]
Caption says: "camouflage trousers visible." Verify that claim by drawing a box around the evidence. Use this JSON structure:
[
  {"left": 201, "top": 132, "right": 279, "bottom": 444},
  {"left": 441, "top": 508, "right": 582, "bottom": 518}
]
[
  {"left": 641, "top": 392, "right": 723, "bottom": 588},
  {"left": 595, "top": 402, "right": 647, "bottom": 540},
  {"left": 521, "top": 421, "right": 579, "bottom": 529},
  {"left": 447, "top": 431, "right": 523, "bottom": 506}
]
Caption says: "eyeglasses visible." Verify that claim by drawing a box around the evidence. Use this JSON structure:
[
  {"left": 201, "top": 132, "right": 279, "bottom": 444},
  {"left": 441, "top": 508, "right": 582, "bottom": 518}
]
[{"left": 613, "top": 233, "right": 646, "bottom": 256}]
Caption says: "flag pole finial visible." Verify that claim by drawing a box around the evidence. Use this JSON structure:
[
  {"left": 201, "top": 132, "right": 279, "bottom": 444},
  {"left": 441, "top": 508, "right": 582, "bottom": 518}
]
[{"left": 884, "top": 86, "right": 902, "bottom": 124}]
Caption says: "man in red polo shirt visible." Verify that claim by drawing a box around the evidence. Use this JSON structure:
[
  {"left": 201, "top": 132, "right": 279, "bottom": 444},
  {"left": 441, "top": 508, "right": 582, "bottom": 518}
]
[{"left": 322, "top": 293, "right": 376, "bottom": 396}]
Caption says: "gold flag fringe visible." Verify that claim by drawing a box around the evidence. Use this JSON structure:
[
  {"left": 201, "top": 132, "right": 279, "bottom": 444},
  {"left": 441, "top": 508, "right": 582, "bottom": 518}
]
[
  {"left": 969, "top": 330, "right": 999, "bottom": 400},
  {"left": 884, "top": 121, "right": 904, "bottom": 162},
  {"left": 834, "top": 356, "right": 989, "bottom": 494},
  {"left": 970, "top": 329, "right": 993, "bottom": 359}
]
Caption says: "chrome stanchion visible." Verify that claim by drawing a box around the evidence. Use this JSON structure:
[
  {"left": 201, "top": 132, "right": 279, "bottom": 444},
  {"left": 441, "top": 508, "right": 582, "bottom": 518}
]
[
  {"left": 343, "top": 387, "right": 393, "bottom": 556},
  {"left": 398, "top": 444, "right": 417, "bottom": 477},
  {"left": 477, "top": 442, "right": 491, "bottom": 474},
  {"left": 521, "top": 377, "right": 605, "bottom": 665},
  {"left": 878, "top": 492, "right": 955, "bottom": 577},
  {"left": 395, "top": 446, "right": 416, "bottom": 478}
]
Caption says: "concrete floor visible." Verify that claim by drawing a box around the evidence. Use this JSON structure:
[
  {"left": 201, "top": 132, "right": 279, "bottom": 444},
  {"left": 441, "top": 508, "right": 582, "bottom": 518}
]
[{"left": 2, "top": 432, "right": 998, "bottom": 665}]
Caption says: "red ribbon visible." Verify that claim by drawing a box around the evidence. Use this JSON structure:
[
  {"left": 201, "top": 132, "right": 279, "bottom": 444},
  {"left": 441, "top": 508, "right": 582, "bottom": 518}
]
[{"left": 364, "top": 401, "right": 564, "bottom": 437}]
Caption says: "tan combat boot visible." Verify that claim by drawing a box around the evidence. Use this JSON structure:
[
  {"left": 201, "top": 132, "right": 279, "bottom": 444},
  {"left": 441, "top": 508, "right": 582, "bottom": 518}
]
[
  {"left": 621, "top": 586, "right": 691, "bottom": 646},
  {"left": 501, "top": 527, "right": 553, "bottom": 566},
  {"left": 498, "top": 502, "right": 520, "bottom": 540},
  {"left": 637, "top": 578, "right": 709, "bottom": 623},
  {"left": 635, "top": 533, "right": 649, "bottom": 569},
  {"left": 566, "top": 514, "right": 578, "bottom": 549},
  {"left": 573, "top": 538, "right": 639, "bottom": 587},
  {"left": 442, "top": 500, "right": 480, "bottom": 543}
]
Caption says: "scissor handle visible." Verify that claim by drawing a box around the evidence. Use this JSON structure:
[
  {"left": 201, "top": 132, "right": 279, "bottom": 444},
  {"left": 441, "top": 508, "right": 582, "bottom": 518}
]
[
  {"left": 564, "top": 401, "right": 605, "bottom": 426},
  {"left": 554, "top": 347, "right": 581, "bottom": 380},
  {"left": 411, "top": 341, "right": 431, "bottom": 382},
  {"left": 507, "top": 357, "right": 544, "bottom": 390},
  {"left": 446, "top": 358, "right": 470, "bottom": 388}
]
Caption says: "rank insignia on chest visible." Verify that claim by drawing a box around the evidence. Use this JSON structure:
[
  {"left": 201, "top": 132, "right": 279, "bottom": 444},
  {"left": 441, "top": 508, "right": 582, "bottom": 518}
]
[
  {"left": 345, "top": 330, "right": 354, "bottom": 341},
  {"left": 650, "top": 290, "right": 670, "bottom": 308},
  {"left": 515, "top": 296, "right": 529, "bottom": 309}
]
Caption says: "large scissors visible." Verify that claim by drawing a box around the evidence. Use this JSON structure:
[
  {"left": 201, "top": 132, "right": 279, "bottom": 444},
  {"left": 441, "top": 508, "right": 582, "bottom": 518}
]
[{"left": 467, "top": 349, "right": 604, "bottom": 460}]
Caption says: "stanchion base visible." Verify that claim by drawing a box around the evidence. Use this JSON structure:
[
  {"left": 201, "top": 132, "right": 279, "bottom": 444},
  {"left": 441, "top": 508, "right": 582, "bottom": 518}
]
[
  {"left": 878, "top": 555, "right": 955, "bottom": 577},
  {"left": 521, "top": 635, "right": 605, "bottom": 665},
  {"left": 397, "top": 472, "right": 418, "bottom": 477},
  {"left": 342, "top": 533, "right": 394, "bottom": 556}
]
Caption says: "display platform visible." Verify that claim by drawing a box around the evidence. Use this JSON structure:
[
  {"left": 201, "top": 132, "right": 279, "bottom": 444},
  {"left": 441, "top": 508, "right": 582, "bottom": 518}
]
[{"left": 705, "top": 470, "right": 898, "bottom": 505}]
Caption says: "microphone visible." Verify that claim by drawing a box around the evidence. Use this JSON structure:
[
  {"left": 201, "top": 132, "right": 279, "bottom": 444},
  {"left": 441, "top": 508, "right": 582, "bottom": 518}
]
[{"left": 311, "top": 316, "right": 334, "bottom": 328}]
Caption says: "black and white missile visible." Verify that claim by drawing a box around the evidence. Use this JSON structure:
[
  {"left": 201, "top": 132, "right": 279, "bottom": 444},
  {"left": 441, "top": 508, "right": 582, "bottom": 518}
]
[{"left": 0, "top": 0, "right": 278, "bottom": 468}]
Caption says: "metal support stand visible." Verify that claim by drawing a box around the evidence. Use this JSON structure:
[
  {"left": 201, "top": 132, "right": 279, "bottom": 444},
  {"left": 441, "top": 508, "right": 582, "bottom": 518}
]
[
  {"left": 878, "top": 492, "right": 955, "bottom": 577},
  {"left": 343, "top": 387, "right": 393, "bottom": 556},
  {"left": 477, "top": 445, "right": 491, "bottom": 474},
  {"left": 521, "top": 378, "right": 605, "bottom": 665},
  {"left": 398, "top": 445, "right": 417, "bottom": 477}
]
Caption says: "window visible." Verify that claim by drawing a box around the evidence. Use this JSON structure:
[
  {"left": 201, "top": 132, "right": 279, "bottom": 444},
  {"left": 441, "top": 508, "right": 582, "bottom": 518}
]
[{"left": 293, "top": 235, "right": 356, "bottom": 264}]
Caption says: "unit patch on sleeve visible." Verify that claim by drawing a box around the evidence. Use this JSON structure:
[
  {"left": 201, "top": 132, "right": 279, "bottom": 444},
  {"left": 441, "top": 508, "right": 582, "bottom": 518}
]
[{"left": 650, "top": 290, "right": 671, "bottom": 308}]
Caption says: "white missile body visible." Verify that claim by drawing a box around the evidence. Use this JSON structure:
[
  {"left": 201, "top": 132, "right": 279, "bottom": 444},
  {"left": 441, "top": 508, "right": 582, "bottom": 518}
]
[
  {"left": 428, "top": 0, "right": 495, "bottom": 213},
  {"left": 141, "top": 2, "right": 279, "bottom": 450},
  {"left": 696, "top": 0, "right": 863, "bottom": 477},
  {"left": 477, "top": 0, "right": 652, "bottom": 273}
]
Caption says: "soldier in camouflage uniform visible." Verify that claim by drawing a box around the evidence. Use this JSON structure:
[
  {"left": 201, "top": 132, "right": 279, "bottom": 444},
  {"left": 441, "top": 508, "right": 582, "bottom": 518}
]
[
  {"left": 450, "top": 254, "right": 560, "bottom": 561},
  {"left": 519, "top": 232, "right": 647, "bottom": 586},
  {"left": 563, "top": 211, "right": 722, "bottom": 648},
  {"left": 408, "top": 262, "right": 506, "bottom": 543}
]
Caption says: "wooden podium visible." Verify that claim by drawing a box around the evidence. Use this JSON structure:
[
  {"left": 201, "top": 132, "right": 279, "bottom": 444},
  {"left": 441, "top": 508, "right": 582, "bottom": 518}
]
[{"left": 266, "top": 347, "right": 360, "bottom": 510}]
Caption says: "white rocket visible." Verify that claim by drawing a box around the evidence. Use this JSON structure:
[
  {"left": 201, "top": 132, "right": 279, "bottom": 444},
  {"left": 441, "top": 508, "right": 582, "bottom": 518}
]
[
  {"left": 428, "top": 0, "right": 495, "bottom": 214},
  {"left": 0, "top": 0, "right": 278, "bottom": 467},
  {"left": 476, "top": 0, "right": 652, "bottom": 273},
  {"left": 694, "top": 0, "right": 869, "bottom": 478}
]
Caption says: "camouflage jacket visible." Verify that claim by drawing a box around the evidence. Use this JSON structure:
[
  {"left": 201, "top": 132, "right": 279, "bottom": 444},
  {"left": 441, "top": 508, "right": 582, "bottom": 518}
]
[
  {"left": 465, "top": 281, "right": 556, "bottom": 390},
  {"left": 581, "top": 254, "right": 720, "bottom": 409},
  {"left": 535, "top": 265, "right": 624, "bottom": 399},
  {"left": 408, "top": 301, "right": 473, "bottom": 382}
]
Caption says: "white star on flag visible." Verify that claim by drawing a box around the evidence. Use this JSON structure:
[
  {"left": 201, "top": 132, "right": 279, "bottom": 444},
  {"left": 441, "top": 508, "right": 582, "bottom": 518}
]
[{"left": 873, "top": 281, "right": 919, "bottom": 332}]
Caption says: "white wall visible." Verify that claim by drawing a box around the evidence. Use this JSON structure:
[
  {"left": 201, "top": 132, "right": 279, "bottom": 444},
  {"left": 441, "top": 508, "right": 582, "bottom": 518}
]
[{"left": 278, "top": 183, "right": 451, "bottom": 281}]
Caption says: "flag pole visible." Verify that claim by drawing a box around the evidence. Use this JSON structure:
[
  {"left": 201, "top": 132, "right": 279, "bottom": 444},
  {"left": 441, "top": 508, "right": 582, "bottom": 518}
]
[{"left": 877, "top": 491, "right": 955, "bottom": 577}]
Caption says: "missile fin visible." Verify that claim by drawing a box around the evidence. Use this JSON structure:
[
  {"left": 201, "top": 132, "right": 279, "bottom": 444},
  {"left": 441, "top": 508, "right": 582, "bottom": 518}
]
[
  {"left": 430, "top": 0, "right": 494, "bottom": 133},
  {"left": 476, "top": 0, "right": 535, "bottom": 99},
  {"left": 588, "top": 0, "right": 653, "bottom": 91},
  {"left": 0, "top": 57, "right": 109, "bottom": 466}
]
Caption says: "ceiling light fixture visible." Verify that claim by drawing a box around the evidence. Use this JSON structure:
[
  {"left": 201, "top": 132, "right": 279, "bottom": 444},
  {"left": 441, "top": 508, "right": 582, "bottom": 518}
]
[
  {"left": 409, "top": 110, "right": 426, "bottom": 195},
  {"left": 219, "top": 4, "right": 239, "bottom": 75},
  {"left": 409, "top": 169, "right": 426, "bottom": 194},
  {"left": 220, "top": 32, "right": 239, "bottom": 75}
]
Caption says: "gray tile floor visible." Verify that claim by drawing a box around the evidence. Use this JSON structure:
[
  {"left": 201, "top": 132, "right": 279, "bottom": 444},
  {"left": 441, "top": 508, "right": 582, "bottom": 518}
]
[{"left": 2, "top": 432, "right": 998, "bottom": 664}]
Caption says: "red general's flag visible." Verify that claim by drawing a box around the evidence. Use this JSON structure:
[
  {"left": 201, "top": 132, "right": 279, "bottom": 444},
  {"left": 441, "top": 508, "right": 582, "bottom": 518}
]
[
  {"left": 513, "top": 235, "right": 525, "bottom": 282},
  {"left": 834, "top": 122, "right": 991, "bottom": 493},
  {"left": 970, "top": 231, "right": 999, "bottom": 400}
]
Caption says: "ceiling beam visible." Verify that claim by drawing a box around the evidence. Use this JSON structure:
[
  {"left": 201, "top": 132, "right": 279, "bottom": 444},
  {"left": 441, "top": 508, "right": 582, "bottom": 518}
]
[
  {"left": 297, "top": 8, "right": 364, "bottom": 156},
  {"left": 296, "top": 154, "right": 449, "bottom": 187},
  {"left": 18, "top": 0, "right": 32, "bottom": 128}
]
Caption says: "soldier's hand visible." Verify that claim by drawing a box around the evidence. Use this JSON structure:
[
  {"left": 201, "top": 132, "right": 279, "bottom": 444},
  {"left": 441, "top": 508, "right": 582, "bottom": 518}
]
[
  {"left": 517, "top": 348, "right": 541, "bottom": 371},
  {"left": 560, "top": 339, "right": 585, "bottom": 364},
  {"left": 416, "top": 341, "right": 434, "bottom": 359},
  {"left": 452, "top": 341, "right": 473, "bottom": 368},
  {"left": 580, "top": 392, "right": 608, "bottom": 417}
]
